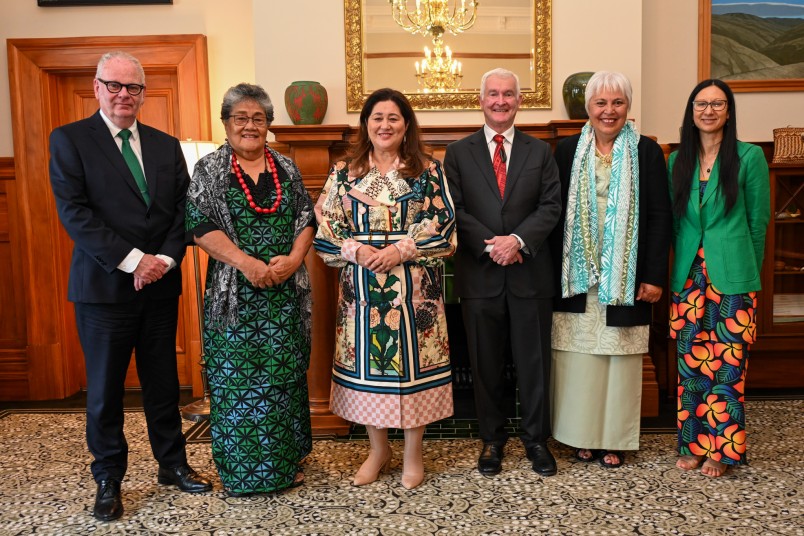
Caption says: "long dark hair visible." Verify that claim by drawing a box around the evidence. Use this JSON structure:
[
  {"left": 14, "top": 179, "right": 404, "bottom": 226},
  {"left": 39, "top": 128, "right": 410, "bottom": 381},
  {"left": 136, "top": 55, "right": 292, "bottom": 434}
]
[
  {"left": 348, "top": 88, "right": 429, "bottom": 178},
  {"left": 672, "top": 79, "right": 739, "bottom": 217}
]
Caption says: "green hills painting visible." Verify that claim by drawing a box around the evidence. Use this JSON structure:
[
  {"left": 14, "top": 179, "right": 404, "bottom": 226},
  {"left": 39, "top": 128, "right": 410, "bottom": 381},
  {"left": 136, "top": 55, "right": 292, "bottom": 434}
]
[{"left": 711, "top": 0, "right": 804, "bottom": 79}]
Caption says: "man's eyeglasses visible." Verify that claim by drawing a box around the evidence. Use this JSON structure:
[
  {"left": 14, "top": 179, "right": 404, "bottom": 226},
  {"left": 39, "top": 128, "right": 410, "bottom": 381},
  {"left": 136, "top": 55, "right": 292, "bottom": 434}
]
[
  {"left": 230, "top": 115, "right": 268, "bottom": 128},
  {"left": 692, "top": 100, "right": 727, "bottom": 112},
  {"left": 97, "top": 78, "right": 145, "bottom": 96}
]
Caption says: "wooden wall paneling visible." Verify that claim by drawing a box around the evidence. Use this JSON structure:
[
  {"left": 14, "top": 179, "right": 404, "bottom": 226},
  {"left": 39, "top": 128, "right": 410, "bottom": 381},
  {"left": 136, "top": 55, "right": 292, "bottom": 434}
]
[
  {"left": 270, "top": 125, "right": 353, "bottom": 436},
  {"left": 7, "top": 35, "right": 211, "bottom": 400},
  {"left": 0, "top": 158, "right": 29, "bottom": 400}
]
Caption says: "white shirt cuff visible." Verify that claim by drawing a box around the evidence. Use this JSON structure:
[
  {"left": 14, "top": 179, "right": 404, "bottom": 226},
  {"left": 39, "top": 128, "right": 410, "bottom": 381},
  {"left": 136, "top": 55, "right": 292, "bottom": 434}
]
[
  {"left": 156, "top": 254, "right": 177, "bottom": 271},
  {"left": 117, "top": 248, "right": 145, "bottom": 273},
  {"left": 511, "top": 234, "right": 529, "bottom": 254}
]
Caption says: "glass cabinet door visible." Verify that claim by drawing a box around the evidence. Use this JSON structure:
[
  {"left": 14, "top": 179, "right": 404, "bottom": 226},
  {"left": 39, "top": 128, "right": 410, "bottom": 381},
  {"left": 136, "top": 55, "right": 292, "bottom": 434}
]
[{"left": 769, "top": 167, "right": 804, "bottom": 331}]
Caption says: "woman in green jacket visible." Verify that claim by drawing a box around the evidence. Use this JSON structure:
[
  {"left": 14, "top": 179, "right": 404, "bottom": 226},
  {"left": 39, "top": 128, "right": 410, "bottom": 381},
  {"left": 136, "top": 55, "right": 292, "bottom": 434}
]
[{"left": 668, "top": 79, "right": 770, "bottom": 478}]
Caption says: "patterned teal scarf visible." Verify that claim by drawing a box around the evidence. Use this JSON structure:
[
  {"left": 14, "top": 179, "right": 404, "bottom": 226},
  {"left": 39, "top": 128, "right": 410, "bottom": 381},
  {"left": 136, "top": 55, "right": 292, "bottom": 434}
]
[{"left": 561, "top": 120, "right": 640, "bottom": 305}]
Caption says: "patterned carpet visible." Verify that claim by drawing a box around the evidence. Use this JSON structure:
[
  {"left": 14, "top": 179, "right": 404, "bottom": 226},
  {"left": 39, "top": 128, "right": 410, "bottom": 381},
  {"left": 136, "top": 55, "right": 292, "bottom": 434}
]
[{"left": 0, "top": 401, "right": 802, "bottom": 535}]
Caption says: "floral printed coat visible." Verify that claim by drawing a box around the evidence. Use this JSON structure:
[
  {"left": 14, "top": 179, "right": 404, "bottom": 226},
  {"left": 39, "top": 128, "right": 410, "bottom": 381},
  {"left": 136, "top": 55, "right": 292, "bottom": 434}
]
[{"left": 314, "top": 159, "right": 456, "bottom": 412}]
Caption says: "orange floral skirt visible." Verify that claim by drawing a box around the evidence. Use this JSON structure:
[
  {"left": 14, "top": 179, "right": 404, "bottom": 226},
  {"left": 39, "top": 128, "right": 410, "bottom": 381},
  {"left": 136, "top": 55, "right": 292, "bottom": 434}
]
[{"left": 670, "top": 247, "right": 756, "bottom": 465}]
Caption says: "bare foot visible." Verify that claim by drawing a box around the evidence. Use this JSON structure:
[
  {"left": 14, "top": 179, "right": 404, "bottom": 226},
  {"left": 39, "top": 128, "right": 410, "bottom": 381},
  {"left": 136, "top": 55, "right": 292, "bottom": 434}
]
[
  {"left": 575, "top": 449, "right": 600, "bottom": 462},
  {"left": 676, "top": 455, "right": 704, "bottom": 471},
  {"left": 600, "top": 451, "right": 624, "bottom": 467},
  {"left": 701, "top": 458, "right": 728, "bottom": 477}
]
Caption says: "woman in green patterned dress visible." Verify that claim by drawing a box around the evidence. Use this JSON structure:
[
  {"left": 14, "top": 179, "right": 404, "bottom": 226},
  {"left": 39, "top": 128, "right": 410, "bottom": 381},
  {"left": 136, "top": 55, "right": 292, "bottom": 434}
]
[{"left": 185, "top": 84, "right": 314, "bottom": 496}]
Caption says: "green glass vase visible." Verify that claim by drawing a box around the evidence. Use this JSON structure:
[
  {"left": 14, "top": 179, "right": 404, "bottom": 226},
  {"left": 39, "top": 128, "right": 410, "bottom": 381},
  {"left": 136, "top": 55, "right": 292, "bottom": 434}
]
[
  {"left": 562, "top": 72, "right": 594, "bottom": 120},
  {"left": 284, "top": 81, "right": 328, "bottom": 125}
]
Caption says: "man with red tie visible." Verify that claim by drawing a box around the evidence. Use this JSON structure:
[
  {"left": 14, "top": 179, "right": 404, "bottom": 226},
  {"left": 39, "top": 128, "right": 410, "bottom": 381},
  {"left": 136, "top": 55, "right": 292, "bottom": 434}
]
[
  {"left": 48, "top": 51, "right": 211, "bottom": 522},
  {"left": 444, "top": 68, "right": 562, "bottom": 477}
]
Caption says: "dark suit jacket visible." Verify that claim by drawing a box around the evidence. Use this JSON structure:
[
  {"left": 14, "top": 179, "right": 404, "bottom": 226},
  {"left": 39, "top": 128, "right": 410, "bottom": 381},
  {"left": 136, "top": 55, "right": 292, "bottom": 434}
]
[
  {"left": 49, "top": 111, "right": 189, "bottom": 304},
  {"left": 549, "top": 133, "right": 672, "bottom": 326},
  {"left": 444, "top": 128, "right": 562, "bottom": 299}
]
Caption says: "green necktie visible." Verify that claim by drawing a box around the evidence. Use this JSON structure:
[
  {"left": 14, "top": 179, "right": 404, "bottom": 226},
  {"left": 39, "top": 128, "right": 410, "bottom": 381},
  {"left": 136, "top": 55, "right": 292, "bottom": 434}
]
[{"left": 117, "top": 129, "right": 150, "bottom": 204}]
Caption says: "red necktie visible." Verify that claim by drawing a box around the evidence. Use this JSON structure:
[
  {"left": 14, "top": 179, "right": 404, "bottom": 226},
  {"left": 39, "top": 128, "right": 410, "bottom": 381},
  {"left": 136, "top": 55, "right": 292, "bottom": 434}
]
[{"left": 492, "top": 134, "right": 507, "bottom": 199}]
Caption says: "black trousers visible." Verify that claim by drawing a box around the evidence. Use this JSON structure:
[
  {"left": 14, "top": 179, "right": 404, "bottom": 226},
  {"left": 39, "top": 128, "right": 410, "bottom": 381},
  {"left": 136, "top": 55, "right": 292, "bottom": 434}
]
[
  {"left": 75, "top": 295, "right": 186, "bottom": 482},
  {"left": 461, "top": 293, "right": 552, "bottom": 447}
]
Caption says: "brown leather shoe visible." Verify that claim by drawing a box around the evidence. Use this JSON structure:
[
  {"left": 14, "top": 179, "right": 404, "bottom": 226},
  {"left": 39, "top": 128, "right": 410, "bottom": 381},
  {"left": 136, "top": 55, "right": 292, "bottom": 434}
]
[
  {"left": 157, "top": 463, "right": 212, "bottom": 493},
  {"left": 93, "top": 479, "right": 123, "bottom": 521}
]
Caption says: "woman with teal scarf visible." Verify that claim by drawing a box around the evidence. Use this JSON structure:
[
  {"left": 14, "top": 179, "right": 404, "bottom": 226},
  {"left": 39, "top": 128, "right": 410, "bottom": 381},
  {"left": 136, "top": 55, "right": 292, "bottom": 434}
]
[{"left": 549, "top": 72, "right": 672, "bottom": 468}]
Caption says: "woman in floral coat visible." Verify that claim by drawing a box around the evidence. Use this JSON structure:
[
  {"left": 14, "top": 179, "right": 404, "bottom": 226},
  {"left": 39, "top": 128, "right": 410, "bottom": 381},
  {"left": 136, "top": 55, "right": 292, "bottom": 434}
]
[{"left": 314, "top": 88, "right": 456, "bottom": 490}]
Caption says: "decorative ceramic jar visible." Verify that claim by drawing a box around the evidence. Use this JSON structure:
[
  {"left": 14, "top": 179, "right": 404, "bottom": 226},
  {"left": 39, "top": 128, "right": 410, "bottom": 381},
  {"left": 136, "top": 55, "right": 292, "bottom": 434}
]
[
  {"left": 284, "top": 81, "right": 328, "bottom": 125},
  {"left": 562, "top": 72, "right": 594, "bottom": 120}
]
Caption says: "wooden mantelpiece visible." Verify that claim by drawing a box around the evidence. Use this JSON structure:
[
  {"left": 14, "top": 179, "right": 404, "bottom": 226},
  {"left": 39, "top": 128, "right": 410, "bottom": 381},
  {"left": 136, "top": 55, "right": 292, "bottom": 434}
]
[{"left": 269, "top": 120, "right": 660, "bottom": 425}]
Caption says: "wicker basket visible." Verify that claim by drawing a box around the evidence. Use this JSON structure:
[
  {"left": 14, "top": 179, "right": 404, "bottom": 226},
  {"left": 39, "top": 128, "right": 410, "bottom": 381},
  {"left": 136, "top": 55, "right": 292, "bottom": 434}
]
[{"left": 772, "top": 127, "right": 804, "bottom": 165}]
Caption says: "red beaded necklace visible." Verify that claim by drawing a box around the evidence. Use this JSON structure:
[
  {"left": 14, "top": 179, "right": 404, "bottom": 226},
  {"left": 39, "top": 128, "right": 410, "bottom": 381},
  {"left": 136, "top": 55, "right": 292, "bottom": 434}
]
[{"left": 232, "top": 147, "right": 283, "bottom": 214}]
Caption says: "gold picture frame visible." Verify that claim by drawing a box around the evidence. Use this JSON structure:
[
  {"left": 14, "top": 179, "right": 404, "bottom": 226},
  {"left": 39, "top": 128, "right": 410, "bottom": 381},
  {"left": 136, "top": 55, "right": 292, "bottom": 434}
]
[
  {"left": 345, "top": 0, "right": 552, "bottom": 111},
  {"left": 698, "top": 0, "right": 804, "bottom": 92}
]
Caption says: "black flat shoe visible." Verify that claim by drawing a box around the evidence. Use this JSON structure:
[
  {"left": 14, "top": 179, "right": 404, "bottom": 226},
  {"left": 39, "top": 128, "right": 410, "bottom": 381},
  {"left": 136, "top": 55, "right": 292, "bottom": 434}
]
[
  {"left": 157, "top": 463, "right": 213, "bottom": 493},
  {"left": 478, "top": 444, "right": 504, "bottom": 475},
  {"left": 526, "top": 443, "right": 557, "bottom": 476},
  {"left": 93, "top": 479, "right": 123, "bottom": 521}
]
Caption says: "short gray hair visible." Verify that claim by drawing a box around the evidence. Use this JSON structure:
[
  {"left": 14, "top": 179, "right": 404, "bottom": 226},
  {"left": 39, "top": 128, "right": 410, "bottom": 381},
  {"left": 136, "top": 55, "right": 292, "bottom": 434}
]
[
  {"left": 584, "top": 71, "right": 632, "bottom": 113},
  {"left": 220, "top": 83, "right": 274, "bottom": 125},
  {"left": 480, "top": 68, "right": 520, "bottom": 98},
  {"left": 96, "top": 51, "right": 145, "bottom": 84}
]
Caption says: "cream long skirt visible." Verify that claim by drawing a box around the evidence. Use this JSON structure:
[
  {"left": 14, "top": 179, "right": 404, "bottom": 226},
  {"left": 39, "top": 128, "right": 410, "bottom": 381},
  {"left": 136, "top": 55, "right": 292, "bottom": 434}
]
[{"left": 550, "top": 350, "right": 642, "bottom": 451}]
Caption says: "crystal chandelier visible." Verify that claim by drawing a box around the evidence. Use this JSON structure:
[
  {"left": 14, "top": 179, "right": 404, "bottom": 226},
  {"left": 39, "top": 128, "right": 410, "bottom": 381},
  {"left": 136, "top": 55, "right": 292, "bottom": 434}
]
[
  {"left": 390, "top": 0, "right": 477, "bottom": 92},
  {"left": 415, "top": 40, "right": 463, "bottom": 92},
  {"left": 389, "top": 0, "right": 479, "bottom": 38}
]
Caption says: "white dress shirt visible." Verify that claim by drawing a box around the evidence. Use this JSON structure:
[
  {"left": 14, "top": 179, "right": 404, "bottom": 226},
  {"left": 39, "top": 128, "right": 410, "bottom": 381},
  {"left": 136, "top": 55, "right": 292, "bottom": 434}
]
[
  {"left": 99, "top": 110, "right": 176, "bottom": 273},
  {"left": 482, "top": 124, "right": 527, "bottom": 253}
]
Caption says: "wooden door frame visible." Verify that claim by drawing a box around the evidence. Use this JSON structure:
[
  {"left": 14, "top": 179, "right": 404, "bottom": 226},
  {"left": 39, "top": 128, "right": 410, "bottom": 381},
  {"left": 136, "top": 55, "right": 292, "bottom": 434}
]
[{"left": 7, "top": 35, "right": 210, "bottom": 399}]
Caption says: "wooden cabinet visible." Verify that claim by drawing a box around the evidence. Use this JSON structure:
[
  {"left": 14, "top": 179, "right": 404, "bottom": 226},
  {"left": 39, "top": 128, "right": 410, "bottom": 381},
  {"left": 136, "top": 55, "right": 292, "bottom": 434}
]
[{"left": 749, "top": 165, "right": 804, "bottom": 386}]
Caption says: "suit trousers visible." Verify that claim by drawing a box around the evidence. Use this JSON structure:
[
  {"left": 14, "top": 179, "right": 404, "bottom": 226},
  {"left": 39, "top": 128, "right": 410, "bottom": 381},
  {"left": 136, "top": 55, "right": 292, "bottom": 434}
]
[
  {"left": 75, "top": 295, "right": 187, "bottom": 482},
  {"left": 462, "top": 292, "right": 552, "bottom": 447}
]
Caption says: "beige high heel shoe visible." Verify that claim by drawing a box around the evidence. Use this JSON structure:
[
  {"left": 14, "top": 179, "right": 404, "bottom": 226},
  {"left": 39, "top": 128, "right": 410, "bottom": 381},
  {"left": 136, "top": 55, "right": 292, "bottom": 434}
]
[
  {"left": 352, "top": 447, "right": 393, "bottom": 486},
  {"left": 401, "top": 425, "right": 425, "bottom": 490},
  {"left": 401, "top": 469, "right": 424, "bottom": 490}
]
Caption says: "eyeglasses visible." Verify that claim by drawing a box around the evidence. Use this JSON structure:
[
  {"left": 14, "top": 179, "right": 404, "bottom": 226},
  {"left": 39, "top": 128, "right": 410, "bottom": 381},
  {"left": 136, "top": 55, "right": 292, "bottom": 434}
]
[
  {"left": 692, "top": 100, "right": 727, "bottom": 112},
  {"left": 229, "top": 115, "right": 268, "bottom": 128},
  {"left": 97, "top": 78, "right": 145, "bottom": 96}
]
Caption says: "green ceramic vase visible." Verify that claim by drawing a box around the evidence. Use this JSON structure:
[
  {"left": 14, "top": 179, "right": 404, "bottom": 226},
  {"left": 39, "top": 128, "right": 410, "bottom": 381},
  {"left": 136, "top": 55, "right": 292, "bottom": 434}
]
[
  {"left": 562, "top": 72, "right": 594, "bottom": 120},
  {"left": 284, "top": 81, "right": 328, "bottom": 125}
]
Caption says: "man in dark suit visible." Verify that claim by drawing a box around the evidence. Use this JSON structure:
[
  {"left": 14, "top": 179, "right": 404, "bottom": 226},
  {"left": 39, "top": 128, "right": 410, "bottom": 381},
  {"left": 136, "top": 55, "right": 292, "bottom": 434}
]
[
  {"left": 48, "top": 51, "right": 211, "bottom": 522},
  {"left": 444, "top": 68, "right": 562, "bottom": 477}
]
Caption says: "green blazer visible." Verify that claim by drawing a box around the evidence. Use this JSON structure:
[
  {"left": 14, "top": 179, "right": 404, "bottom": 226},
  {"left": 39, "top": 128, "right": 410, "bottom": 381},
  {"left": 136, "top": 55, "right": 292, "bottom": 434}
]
[{"left": 668, "top": 141, "right": 770, "bottom": 295}]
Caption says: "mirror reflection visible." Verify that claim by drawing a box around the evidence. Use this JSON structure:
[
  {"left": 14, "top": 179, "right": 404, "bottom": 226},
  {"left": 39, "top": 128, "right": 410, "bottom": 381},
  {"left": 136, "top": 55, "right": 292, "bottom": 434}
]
[{"left": 346, "top": 0, "right": 551, "bottom": 111}]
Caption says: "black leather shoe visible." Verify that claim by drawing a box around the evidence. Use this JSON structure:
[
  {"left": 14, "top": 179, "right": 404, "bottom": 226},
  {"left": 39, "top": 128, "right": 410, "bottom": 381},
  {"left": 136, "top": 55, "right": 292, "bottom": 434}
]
[
  {"left": 157, "top": 463, "right": 212, "bottom": 493},
  {"left": 478, "top": 444, "right": 504, "bottom": 475},
  {"left": 93, "top": 479, "right": 123, "bottom": 521},
  {"left": 526, "top": 443, "right": 558, "bottom": 476}
]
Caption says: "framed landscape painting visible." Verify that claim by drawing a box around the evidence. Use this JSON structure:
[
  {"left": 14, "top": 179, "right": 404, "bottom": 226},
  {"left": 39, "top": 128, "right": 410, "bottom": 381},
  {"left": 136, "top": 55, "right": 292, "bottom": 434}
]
[{"left": 698, "top": 0, "right": 804, "bottom": 91}]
